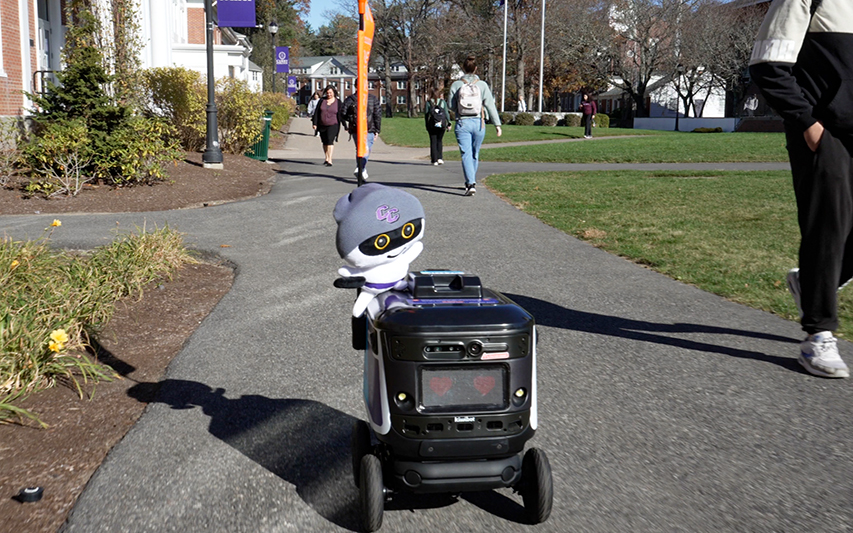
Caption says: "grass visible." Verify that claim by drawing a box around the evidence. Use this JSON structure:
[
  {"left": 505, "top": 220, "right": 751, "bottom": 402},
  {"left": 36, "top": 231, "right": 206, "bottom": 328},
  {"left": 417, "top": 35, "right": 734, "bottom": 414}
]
[
  {"left": 379, "top": 117, "right": 787, "bottom": 163},
  {"left": 0, "top": 222, "right": 194, "bottom": 425},
  {"left": 380, "top": 116, "right": 660, "bottom": 148},
  {"left": 485, "top": 169, "right": 853, "bottom": 336}
]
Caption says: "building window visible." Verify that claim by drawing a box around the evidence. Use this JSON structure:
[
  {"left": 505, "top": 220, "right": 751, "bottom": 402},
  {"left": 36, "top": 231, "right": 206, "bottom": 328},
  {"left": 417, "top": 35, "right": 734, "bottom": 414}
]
[
  {"left": 414, "top": 81, "right": 420, "bottom": 89},
  {"left": 330, "top": 67, "right": 339, "bottom": 75},
  {"left": 397, "top": 95, "right": 406, "bottom": 105},
  {"left": 396, "top": 81, "right": 407, "bottom": 90},
  {"left": 380, "top": 96, "right": 386, "bottom": 104},
  {"left": 346, "top": 82, "right": 351, "bottom": 90},
  {"left": 368, "top": 81, "right": 375, "bottom": 90}
]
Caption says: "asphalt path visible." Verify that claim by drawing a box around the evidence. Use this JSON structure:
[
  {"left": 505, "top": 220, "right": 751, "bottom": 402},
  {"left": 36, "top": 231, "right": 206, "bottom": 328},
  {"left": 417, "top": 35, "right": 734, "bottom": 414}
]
[{"left": 4, "top": 119, "right": 851, "bottom": 532}]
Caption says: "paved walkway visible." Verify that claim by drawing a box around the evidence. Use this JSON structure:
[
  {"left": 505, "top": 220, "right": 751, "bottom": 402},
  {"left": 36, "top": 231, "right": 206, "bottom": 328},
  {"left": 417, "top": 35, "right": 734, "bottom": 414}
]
[{"left": 3, "top": 119, "right": 850, "bottom": 533}]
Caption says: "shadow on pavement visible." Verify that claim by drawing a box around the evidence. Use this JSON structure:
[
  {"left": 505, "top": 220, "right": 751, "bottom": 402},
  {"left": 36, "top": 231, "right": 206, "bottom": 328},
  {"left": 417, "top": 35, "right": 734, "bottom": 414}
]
[
  {"left": 127, "top": 379, "right": 530, "bottom": 529},
  {"left": 127, "top": 379, "right": 362, "bottom": 531},
  {"left": 505, "top": 293, "right": 802, "bottom": 372}
]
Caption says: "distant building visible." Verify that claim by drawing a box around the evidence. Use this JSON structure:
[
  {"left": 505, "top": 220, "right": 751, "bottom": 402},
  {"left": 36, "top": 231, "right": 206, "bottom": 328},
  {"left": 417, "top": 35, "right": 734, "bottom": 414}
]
[{"left": 291, "top": 55, "right": 428, "bottom": 113}]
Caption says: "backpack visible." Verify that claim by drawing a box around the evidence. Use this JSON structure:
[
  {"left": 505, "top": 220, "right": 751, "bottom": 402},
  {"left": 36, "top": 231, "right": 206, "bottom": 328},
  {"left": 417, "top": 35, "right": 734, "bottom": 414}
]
[
  {"left": 429, "top": 101, "right": 448, "bottom": 130},
  {"left": 457, "top": 79, "right": 482, "bottom": 117},
  {"left": 344, "top": 98, "right": 358, "bottom": 134}
]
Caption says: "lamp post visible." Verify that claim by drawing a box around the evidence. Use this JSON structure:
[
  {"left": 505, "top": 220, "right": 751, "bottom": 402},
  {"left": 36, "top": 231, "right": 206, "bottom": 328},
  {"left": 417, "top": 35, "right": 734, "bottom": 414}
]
[
  {"left": 269, "top": 21, "right": 278, "bottom": 93},
  {"left": 202, "top": 0, "right": 222, "bottom": 169},
  {"left": 674, "top": 63, "right": 683, "bottom": 132}
]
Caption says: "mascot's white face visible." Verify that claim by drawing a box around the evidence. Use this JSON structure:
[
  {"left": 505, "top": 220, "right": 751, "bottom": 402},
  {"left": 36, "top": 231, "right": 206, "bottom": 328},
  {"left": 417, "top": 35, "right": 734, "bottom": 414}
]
[{"left": 341, "top": 214, "right": 425, "bottom": 270}]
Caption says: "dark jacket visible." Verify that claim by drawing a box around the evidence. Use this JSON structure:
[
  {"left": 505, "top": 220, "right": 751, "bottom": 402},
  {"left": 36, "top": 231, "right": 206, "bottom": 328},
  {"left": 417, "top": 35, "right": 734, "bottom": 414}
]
[
  {"left": 342, "top": 93, "right": 381, "bottom": 135},
  {"left": 424, "top": 99, "right": 450, "bottom": 131},
  {"left": 312, "top": 97, "right": 345, "bottom": 129},
  {"left": 749, "top": 0, "right": 853, "bottom": 134}
]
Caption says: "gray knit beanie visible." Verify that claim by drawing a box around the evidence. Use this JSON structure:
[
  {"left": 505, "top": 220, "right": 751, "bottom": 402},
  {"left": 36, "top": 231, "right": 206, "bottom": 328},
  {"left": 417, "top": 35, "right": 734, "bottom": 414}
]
[{"left": 334, "top": 184, "right": 425, "bottom": 257}]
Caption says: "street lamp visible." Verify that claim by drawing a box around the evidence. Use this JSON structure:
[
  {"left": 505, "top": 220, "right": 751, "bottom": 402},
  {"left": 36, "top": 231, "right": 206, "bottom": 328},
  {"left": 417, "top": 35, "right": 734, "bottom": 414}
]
[
  {"left": 269, "top": 21, "right": 279, "bottom": 93},
  {"left": 202, "top": 0, "right": 222, "bottom": 169},
  {"left": 674, "top": 63, "right": 683, "bottom": 132}
]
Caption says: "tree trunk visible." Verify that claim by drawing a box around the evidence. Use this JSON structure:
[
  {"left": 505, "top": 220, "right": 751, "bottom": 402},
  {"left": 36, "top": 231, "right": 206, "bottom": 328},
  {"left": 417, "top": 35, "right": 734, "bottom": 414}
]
[{"left": 384, "top": 54, "right": 393, "bottom": 118}]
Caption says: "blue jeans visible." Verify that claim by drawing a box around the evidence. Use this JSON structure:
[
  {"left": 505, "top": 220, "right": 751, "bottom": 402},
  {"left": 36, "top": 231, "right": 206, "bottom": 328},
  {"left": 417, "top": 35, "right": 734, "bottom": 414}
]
[
  {"left": 353, "top": 132, "right": 375, "bottom": 169},
  {"left": 455, "top": 118, "right": 485, "bottom": 185}
]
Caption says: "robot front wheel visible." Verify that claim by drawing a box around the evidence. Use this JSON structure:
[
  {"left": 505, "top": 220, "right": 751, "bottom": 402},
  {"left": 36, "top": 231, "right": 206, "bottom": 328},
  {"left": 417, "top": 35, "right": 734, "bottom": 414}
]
[
  {"left": 517, "top": 447, "right": 553, "bottom": 524},
  {"left": 360, "top": 453, "right": 385, "bottom": 532}
]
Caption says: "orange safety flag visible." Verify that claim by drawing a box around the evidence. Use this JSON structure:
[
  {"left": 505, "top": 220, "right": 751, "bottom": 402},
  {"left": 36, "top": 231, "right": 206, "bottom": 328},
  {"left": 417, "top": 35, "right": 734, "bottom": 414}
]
[{"left": 356, "top": 0, "right": 374, "bottom": 174}]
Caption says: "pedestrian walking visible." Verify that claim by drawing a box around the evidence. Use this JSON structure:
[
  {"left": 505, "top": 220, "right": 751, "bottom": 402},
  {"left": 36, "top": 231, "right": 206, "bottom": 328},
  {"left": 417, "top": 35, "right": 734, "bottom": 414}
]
[
  {"left": 750, "top": 0, "right": 851, "bottom": 378},
  {"left": 449, "top": 56, "right": 502, "bottom": 197},
  {"left": 579, "top": 93, "right": 597, "bottom": 139},
  {"left": 312, "top": 85, "right": 344, "bottom": 166},
  {"left": 342, "top": 80, "right": 381, "bottom": 180},
  {"left": 424, "top": 89, "right": 450, "bottom": 166},
  {"left": 518, "top": 96, "right": 527, "bottom": 113},
  {"left": 307, "top": 91, "right": 321, "bottom": 136}
]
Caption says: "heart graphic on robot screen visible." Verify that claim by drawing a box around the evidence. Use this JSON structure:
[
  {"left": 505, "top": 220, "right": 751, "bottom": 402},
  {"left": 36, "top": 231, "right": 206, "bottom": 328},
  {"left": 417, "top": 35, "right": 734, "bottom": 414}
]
[
  {"left": 473, "top": 376, "right": 496, "bottom": 396},
  {"left": 430, "top": 377, "right": 453, "bottom": 396}
]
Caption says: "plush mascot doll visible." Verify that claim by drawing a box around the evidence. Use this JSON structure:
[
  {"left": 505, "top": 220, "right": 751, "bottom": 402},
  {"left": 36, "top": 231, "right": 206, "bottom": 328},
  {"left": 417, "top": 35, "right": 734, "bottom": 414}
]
[{"left": 334, "top": 184, "right": 425, "bottom": 317}]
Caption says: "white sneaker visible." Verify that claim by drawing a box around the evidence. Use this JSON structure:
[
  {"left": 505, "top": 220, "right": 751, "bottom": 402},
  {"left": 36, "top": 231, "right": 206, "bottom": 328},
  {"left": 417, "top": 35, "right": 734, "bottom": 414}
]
[
  {"left": 464, "top": 184, "right": 476, "bottom": 196},
  {"left": 438, "top": 159, "right": 444, "bottom": 165},
  {"left": 787, "top": 268, "right": 802, "bottom": 318},
  {"left": 353, "top": 168, "right": 368, "bottom": 180},
  {"left": 433, "top": 162, "right": 439, "bottom": 166},
  {"left": 799, "top": 331, "right": 849, "bottom": 378}
]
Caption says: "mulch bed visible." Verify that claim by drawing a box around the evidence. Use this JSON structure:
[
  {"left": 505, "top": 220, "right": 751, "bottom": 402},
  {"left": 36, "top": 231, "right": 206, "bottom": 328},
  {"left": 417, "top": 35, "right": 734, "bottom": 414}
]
[{"left": 0, "top": 132, "right": 285, "bottom": 531}]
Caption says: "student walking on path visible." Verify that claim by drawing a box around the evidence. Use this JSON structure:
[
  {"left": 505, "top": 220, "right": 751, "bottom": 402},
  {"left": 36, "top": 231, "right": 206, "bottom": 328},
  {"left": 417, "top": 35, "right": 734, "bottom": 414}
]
[
  {"left": 449, "top": 56, "right": 502, "bottom": 197},
  {"left": 312, "top": 86, "right": 344, "bottom": 166},
  {"left": 750, "top": 0, "right": 852, "bottom": 378},
  {"left": 341, "top": 82, "right": 381, "bottom": 180},
  {"left": 424, "top": 89, "right": 450, "bottom": 166},
  {"left": 579, "top": 93, "right": 597, "bottom": 139}
]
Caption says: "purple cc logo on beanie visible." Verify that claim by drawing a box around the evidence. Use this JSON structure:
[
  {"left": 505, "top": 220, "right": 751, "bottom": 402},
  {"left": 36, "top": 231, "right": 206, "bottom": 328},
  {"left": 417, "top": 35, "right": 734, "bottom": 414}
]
[{"left": 376, "top": 205, "right": 400, "bottom": 223}]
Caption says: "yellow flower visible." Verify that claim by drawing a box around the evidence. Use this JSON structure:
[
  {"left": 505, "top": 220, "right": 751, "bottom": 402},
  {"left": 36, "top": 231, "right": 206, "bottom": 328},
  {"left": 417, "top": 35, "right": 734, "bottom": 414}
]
[
  {"left": 51, "top": 220, "right": 61, "bottom": 227},
  {"left": 49, "top": 341, "right": 65, "bottom": 353},
  {"left": 10, "top": 260, "right": 19, "bottom": 269},
  {"left": 50, "top": 329, "right": 69, "bottom": 344}
]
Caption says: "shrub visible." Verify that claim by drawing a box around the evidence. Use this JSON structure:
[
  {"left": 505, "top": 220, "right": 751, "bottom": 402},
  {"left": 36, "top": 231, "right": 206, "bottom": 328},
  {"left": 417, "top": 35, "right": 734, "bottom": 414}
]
[
  {"left": 140, "top": 67, "right": 206, "bottom": 151},
  {"left": 215, "top": 78, "right": 263, "bottom": 154},
  {"left": 261, "top": 92, "right": 296, "bottom": 131},
  {"left": 692, "top": 127, "right": 723, "bottom": 133},
  {"left": 540, "top": 113, "right": 559, "bottom": 127},
  {"left": 21, "top": 119, "right": 94, "bottom": 197},
  {"left": 594, "top": 114, "right": 610, "bottom": 128},
  {"left": 95, "top": 117, "right": 182, "bottom": 186},
  {"left": 499, "top": 112, "right": 514, "bottom": 125},
  {"left": 563, "top": 113, "right": 582, "bottom": 127},
  {"left": 515, "top": 112, "right": 536, "bottom": 126}
]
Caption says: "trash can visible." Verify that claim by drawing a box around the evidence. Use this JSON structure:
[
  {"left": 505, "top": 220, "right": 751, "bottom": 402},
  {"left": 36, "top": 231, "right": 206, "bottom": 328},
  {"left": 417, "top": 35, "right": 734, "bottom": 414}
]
[{"left": 245, "top": 110, "right": 274, "bottom": 161}]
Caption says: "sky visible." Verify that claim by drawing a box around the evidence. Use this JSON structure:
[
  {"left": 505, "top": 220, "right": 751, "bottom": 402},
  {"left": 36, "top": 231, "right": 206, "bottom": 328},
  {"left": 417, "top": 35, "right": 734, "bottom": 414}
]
[{"left": 302, "top": 0, "right": 342, "bottom": 31}]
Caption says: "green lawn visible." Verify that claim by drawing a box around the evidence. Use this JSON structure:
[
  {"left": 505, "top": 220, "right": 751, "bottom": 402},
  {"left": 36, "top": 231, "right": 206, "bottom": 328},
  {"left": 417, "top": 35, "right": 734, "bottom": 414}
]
[
  {"left": 486, "top": 169, "right": 850, "bottom": 336},
  {"left": 380, "top": 117, "right": 662, "bottom": 149},
  {"left": 379, "top": 117, "right": 787, "bottom": 163}
]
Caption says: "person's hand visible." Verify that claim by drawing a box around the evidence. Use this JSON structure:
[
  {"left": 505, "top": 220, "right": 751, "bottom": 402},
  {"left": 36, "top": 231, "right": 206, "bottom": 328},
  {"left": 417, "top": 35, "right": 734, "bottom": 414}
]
[
  {"left": 804, "top": 121, "right": 824, "bottom": 152},
  {"left": 496, "top": 126, "right": 502, "bottom": 137}
]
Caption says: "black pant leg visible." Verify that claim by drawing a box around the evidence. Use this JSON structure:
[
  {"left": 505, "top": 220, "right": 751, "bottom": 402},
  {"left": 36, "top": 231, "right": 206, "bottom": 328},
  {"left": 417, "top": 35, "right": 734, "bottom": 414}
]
[
  {"left": 429, "top": 131, "right": 440, "bottom": 163},
  {"left": 788, "top": 129, "right": 853, "bottom": 333},
  {"left": 436, "top": 130, "right": 444, "bottom": 160}
]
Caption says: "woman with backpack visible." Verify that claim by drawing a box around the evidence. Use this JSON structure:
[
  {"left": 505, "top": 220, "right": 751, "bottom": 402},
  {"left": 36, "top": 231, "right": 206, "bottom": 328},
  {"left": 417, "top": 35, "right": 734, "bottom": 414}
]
[
  {"left": 424, "top": 89, "right": 450, "bottom": 166},
  {"left": 449, "top": 56, "right": 502, "bottom": 196}
]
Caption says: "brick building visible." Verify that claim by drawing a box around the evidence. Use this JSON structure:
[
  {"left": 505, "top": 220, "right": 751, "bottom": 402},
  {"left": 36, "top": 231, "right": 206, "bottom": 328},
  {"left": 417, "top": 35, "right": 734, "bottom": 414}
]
[{"left": 0, "top": 0, "right": 259, "bottom": 119}]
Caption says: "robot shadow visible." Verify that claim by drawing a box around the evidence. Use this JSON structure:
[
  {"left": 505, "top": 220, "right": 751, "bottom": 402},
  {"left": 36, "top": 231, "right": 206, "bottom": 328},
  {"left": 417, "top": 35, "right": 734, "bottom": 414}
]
[
  {"left": 127, "top": 379, "right": 530, "bottom": 529},
  {"left": 504, "top": 293, "right": 802, "bottom": 372},
  {"left": 128, "top": 379, "right": 363, "bottom": 531}
]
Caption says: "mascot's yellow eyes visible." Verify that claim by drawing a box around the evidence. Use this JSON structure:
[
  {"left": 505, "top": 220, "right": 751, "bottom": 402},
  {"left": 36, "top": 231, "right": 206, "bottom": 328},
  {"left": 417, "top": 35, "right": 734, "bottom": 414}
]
[
  {"left": 374, "top": 234, "right": 390, "bottom": 250},
  {"left": 402, "top": 223, "right": 415, "bottom": 239}
]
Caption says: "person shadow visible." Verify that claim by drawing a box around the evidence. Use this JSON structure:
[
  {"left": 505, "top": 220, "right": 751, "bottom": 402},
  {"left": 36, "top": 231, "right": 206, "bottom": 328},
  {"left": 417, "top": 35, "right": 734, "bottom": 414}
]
[
  {"left": 127, "top": 380, "right": 527, "bottom": 530},
  {"left": 503, "top": 293, "right": 802, "bottom": 372}
]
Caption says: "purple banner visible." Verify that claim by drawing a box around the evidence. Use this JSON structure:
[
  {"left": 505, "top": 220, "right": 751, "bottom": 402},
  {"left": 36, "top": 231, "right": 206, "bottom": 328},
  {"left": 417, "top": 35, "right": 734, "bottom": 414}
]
[
  {"left": 218, "top": 0, "right": 256, "bottom": 28},
  {"left": 287, "top": 76, "right": 298, "bottom": 93},
  {"left": 275, "top": 46, "right": 289, "bottom": 74}
]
